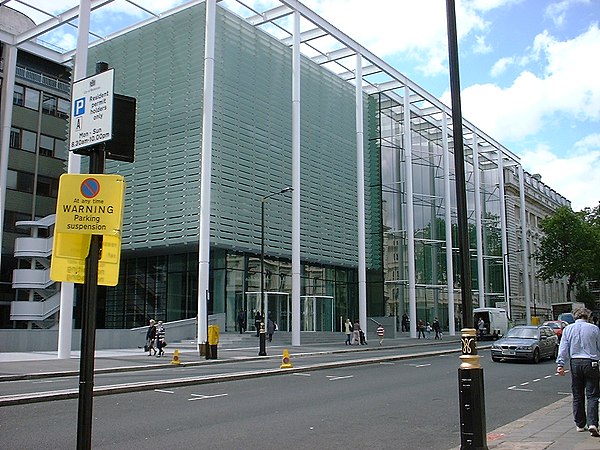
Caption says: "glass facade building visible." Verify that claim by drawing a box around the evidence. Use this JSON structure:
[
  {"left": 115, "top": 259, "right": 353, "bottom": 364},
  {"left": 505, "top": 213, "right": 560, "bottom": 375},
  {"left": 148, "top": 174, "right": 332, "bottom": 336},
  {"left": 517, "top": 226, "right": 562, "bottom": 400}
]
[{"left": 0, "top": 1, "right": 571, "bottom": 339}]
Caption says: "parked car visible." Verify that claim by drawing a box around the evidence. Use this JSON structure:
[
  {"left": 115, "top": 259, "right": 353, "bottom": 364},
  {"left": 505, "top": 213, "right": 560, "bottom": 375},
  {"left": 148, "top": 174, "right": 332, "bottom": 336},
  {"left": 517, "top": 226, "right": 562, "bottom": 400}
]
[
  {"left": 490, "top": 325, "right": 559, "bottom": 363},
  {"left": 542, "top": 320, "right": 569, "bottom": 340}
]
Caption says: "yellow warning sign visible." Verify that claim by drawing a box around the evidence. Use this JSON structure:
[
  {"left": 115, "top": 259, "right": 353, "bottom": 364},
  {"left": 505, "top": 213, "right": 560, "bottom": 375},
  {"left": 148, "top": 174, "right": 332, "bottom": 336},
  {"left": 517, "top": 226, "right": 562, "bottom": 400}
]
[
  {"left": 55, "top": 174, "right": 125, "bottom": 236},
  {"left": 50, "top": 174, "right": 125, "bottom": 286},
  {"left": 50, "top": 234, "right": 122, "bottom": 286}
]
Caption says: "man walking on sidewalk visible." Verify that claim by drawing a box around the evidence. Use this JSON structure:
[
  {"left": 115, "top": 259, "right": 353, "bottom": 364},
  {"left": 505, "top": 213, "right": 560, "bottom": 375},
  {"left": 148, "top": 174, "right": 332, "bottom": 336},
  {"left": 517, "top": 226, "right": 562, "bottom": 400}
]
[{"left": 556, "top": 307, "right": 600, "bottom": 437}]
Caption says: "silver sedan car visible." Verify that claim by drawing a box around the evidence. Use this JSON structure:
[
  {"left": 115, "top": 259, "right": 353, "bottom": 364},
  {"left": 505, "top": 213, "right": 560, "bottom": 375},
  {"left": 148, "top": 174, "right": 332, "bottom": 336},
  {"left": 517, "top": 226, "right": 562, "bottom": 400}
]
[{"left": 490, "top": 325, "right": 559, "bottom": 363}]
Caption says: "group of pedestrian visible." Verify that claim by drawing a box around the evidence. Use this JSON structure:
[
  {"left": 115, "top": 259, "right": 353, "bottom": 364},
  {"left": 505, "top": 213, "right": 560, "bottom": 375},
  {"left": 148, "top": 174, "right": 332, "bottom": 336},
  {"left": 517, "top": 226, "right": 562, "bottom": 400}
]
[
  {"left": 415, "top": 317, "right": 442, "bottom": 339},
  {"left": 145, "top": 319, "right": 166, "bottom": 357},
  {"left": 556, "top": 307, "right": 600, "bottom": 439},
  {"left": 343, "top": 319, "right": 367, "bottom": 345}
]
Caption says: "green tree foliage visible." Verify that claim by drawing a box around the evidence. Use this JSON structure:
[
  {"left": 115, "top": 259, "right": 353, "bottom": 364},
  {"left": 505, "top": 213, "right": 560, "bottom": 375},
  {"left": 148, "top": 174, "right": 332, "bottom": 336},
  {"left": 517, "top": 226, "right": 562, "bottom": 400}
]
[{"left": 535, "top": 205, "right": 600, "bottom": 302}]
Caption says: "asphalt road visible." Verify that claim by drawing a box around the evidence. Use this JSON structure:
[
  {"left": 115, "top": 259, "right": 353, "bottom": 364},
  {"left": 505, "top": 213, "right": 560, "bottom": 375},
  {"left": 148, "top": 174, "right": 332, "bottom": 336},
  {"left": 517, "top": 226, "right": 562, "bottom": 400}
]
[{"left": 0, "top": 351, "right": 569, "bottom": 449}]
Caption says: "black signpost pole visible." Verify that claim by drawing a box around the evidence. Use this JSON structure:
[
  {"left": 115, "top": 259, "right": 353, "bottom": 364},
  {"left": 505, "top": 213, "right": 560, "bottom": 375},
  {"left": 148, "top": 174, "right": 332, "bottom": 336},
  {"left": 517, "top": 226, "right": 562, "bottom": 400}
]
[
  {"left": 76, "top": 62, "right": 108, "bottom": 450},
  {"left": 445, "top": 2, "right": 488, "bottom": 449}
]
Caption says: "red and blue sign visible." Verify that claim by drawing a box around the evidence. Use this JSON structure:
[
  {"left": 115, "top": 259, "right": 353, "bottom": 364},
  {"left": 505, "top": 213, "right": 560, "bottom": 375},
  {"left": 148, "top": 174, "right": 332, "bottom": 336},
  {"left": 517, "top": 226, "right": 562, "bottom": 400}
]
[{"left": 80, "top": 178, "right": 100, "bottom": 199}]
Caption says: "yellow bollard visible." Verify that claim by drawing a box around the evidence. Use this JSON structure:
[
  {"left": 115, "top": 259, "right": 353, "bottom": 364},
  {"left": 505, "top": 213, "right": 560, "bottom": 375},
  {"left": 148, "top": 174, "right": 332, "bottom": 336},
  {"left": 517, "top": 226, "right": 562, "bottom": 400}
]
[
  {"left": 171, "top": 348, "right": 181, "bottom": 365},
  {"left": 280, "top": 349, "right": 292, "bottom": 369}
]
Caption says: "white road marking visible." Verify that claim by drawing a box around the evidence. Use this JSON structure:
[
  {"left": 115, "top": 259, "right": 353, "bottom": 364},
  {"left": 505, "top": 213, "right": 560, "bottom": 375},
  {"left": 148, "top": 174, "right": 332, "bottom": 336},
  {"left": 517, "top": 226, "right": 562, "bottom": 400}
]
[
  {"left": 533, "top": 379, "right": 541, "bottom": 382},
  {"left": 326, "top": 375, "right": 353, "bottom": 381},
  {"left": 520, "top": 382, "right": 529, "bottom": 386},
  {"left": 154, "top": 389, "right": 174, "bottom": 394},
  {"left": 544, "top": 375, "right": 552, "bottom": 379},
  {"left": 379, "top": 362, "right": 395, "bottom": 365},
  {"left": 415, "top": 363, "right": 431, "bottom": 368},
  {"left": 508, "top": 386, "right": 532, "bottom": 392},
  {"left": 292, "top": 373, "right": 311, "bottom": 376},
  {"left": 188, "top": 393, "right": 228, "bottom": 401},
  {"left": 32, "top": 380, "right": 60, "bottom": 384}
]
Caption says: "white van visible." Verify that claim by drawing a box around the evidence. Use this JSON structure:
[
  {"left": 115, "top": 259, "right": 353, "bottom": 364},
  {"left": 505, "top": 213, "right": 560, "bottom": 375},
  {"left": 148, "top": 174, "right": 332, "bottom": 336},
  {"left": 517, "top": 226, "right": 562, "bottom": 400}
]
[{"left": 474, "top": 307, "right": 509, "bottom": 340}]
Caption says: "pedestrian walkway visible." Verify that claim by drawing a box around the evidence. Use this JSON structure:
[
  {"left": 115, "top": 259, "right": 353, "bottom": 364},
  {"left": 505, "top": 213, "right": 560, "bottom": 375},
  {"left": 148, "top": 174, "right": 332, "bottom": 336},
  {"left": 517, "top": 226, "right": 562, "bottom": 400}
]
[{"left": 0, "top": 334, "right": 598, "bottom": 449}]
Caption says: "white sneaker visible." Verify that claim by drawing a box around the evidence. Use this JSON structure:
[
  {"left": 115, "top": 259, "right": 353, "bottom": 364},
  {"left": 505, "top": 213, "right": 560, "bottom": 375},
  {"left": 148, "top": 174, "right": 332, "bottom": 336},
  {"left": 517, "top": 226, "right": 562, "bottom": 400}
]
[
  {"left": 576, "top": 426, "right": 586, "bottom": 432},
  {"left": 589, "top": 425, "right": 600, "bottom": 437}
]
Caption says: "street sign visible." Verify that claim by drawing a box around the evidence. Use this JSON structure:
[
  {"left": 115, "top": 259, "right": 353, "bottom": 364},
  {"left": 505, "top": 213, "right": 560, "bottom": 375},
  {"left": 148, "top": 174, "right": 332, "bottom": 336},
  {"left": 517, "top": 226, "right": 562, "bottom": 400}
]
[
  {"left": 55, "top": 174, "right": 125, "bottom": 236},
  {"left": 50, "top": 174, "right": 125, "bottom": 286},
  {"left": 50, "top": 234, "right": 121, "bottom": 286},
  {"left": 69, "top": 69, "right": 114, "bottom": 151}
]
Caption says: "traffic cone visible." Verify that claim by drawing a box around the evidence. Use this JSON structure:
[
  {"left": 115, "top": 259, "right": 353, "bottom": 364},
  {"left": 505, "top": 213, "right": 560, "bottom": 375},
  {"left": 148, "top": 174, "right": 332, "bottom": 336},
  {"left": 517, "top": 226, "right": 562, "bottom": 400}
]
[
  {"left": 280, "top": 349, "right": 292, "bottom": 369},
  {"left": 171, "top": 349, "right": 181, "bottom": 365}
]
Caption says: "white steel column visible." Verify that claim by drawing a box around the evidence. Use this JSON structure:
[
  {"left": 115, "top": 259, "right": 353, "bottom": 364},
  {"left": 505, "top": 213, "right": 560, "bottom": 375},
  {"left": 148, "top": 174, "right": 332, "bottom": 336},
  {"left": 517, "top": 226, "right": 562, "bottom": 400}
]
[
  {"left": 497, "top": 151, "right": 510, "bottom": 318},
  {"left": 472, "top": 133, "right": 485, "bottom": 307},
  {"left": 291, "top": 10, "right": 301, "bottom": 346},
  {"left": 355, "top": 55, "right": 367, "bottom": 335},
  {"left": 0, "top": 44, "right": 17, "bottom": 276},
  {"left": 58, "top": 0, "right": 91, "bottom": 359},
  {"left": 442, "top": 113, "right": 456, "bottom": 335},
  {"left": 197, "top": 0, "right": 217, "bottom": 346},
  {"left": 518, "top": 165, "right": 531, "bottom": 325},
  {"left": 403, "top": 87, "right": 417, "bottom": 338}
]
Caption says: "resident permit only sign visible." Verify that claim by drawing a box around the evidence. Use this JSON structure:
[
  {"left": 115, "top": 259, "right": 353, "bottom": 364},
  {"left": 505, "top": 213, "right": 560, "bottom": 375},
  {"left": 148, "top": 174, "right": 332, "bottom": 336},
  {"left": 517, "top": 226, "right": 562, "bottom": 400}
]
[{"left": 69, "top": 69, "right": 114, "bottom": 151}]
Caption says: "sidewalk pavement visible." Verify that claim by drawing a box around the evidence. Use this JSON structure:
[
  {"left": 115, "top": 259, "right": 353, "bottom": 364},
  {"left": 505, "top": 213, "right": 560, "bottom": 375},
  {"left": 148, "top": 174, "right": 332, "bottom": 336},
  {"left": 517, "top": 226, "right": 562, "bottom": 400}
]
[{"left": 0, "top": 334, "right": 598, "bottom": 449}]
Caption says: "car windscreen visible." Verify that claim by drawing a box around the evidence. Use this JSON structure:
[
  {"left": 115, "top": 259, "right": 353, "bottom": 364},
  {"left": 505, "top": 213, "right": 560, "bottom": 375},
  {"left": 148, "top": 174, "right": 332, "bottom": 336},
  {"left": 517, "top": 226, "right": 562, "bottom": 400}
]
[
  {"left": 544, "top": 323, "right": 559, "bottom": 329},
  {"left": 506, "top": 328, "right": 538, "bottom": 339}
]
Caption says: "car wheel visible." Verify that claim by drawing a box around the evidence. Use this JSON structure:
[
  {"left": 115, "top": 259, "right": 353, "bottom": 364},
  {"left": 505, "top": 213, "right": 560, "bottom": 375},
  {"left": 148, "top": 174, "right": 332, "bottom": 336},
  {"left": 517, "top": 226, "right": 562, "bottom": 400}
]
[{"left": 532, "top": 348, "right": 540, "bottom": 364}]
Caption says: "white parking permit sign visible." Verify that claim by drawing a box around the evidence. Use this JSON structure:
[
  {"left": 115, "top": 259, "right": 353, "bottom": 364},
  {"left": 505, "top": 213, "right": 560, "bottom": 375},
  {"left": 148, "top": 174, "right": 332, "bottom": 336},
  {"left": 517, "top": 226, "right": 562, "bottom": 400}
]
[{"left": 69, "top": 69, "right": 114, "bottom": 151}]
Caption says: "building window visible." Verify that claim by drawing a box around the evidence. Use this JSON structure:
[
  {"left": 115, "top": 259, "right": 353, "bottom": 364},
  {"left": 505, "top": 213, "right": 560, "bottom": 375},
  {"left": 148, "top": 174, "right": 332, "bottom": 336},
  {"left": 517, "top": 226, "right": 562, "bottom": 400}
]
[
  {"left": 7, "top": 170, "right": 17, "bottom": 189},
  {"left": 21, "top": 130, "right": 37, "bottom": 152},
  {"left": 36, "top": 175, "right": 59, "bottom": 197},
  {"left": 9, "top": 127, "right": 20, "bottom": 148},
  {"left": 57, "top": 98, "right": 69, "bottom": 119},
  {"left": 13, "top": 85, "right": 24, "bottom": 106},
  {"left": 42, "top": 94, "right": 57, "bottom": 116},
  {"left": 3, "top": 211, "right": 31, "bottom": 235},
  {"left": 40, "top": 134, "right": 54, "bottom": 157},
  {"left": 24, "top": 87, "right": 40, "bottom": 110}
]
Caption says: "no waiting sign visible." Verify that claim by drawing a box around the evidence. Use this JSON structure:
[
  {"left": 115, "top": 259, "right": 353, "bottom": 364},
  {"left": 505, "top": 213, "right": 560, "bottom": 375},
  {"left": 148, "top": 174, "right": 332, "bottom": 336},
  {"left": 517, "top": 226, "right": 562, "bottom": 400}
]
[{"left": 69, "top": 69, "right": 114, "bottom": 151}]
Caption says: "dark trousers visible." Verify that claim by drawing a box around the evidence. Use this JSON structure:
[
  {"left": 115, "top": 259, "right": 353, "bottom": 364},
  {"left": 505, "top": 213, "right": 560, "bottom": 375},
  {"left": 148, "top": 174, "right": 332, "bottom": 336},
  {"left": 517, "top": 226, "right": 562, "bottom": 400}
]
[{"left": 570, "top": 359, "right": 600, "bottom": 428}]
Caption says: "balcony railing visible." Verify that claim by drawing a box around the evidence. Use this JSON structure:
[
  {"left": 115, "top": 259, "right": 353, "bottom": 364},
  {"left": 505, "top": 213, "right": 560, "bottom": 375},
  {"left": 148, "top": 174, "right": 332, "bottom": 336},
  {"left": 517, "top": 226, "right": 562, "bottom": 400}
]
[{"left": 0, "top": 59, "right": 70, "bottom": 94}]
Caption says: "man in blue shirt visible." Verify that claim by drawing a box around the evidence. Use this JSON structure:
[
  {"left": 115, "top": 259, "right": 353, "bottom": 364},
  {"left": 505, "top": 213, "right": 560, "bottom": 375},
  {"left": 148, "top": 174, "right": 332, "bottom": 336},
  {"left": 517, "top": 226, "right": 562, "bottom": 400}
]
[{"left": 556, "top": 307, "right": 600, "bottom": 437}]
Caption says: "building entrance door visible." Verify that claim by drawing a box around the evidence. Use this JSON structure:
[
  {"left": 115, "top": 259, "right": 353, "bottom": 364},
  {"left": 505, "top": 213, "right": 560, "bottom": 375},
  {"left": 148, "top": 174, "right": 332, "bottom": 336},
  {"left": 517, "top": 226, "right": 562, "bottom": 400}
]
[
  {"left": 301, "top": 295, "right": 334, "bottom": 331},
  {"left": 245, "top": 291, "right": 290, "bottom": 332}
]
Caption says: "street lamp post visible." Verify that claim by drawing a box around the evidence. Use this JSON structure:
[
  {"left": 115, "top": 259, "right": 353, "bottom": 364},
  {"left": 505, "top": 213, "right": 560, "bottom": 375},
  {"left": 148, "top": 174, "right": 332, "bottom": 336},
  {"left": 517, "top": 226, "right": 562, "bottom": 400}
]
[
  {"left": 502, "top": 249, "right": 524, "bottom": 322},
  {"left": 259, "top": 186, "right": 293, "bottom": 356}
]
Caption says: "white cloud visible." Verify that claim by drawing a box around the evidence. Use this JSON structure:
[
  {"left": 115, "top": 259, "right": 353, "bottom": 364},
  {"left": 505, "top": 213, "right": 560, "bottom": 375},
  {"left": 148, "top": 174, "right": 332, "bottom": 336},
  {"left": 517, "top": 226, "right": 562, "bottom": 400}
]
[
  {"left": 520, "top": 135, "right": 600, "bottom": 210},
  {"left": 442, "top": 24, "right": 600, "bottom": 140},
  {"left": 545, "top": 0, "right": 592, "bottom": 27},
  {"left": 490, "top": 56, "right": 513, "bottom": 76},
  {"left": 473, "top": 35, "right": 492, "bottom": 54}
]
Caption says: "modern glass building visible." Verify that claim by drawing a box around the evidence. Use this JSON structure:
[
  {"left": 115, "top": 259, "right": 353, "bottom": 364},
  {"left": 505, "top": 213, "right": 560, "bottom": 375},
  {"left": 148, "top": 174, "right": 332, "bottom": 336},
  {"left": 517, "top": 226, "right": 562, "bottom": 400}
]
[{"left": 0, "top": 1, "right": 570, "bottom": 342}]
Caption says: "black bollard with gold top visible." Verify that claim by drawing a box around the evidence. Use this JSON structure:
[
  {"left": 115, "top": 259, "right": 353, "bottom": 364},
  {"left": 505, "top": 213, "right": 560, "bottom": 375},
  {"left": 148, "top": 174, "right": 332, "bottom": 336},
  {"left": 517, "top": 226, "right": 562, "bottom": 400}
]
[
  {"left": 458, "top": 328, "right": 488, "bottom": 450},
  {"left": 258, "top": 322, "right": 267, "bottom": 356}
]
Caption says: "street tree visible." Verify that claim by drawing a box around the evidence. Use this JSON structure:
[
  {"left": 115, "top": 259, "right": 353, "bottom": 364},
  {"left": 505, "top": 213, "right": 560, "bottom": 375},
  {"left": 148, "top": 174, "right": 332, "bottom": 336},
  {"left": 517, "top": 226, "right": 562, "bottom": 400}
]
[{"left": 534, "top": 205, "right": 600, "bottom": 303}]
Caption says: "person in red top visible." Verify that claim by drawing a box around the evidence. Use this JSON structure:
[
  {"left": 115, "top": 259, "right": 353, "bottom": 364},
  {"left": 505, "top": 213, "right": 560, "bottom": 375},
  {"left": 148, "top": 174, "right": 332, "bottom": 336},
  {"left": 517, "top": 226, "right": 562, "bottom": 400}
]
[{"left": 377, "top": 324, "right": 385, "bottom": 346}]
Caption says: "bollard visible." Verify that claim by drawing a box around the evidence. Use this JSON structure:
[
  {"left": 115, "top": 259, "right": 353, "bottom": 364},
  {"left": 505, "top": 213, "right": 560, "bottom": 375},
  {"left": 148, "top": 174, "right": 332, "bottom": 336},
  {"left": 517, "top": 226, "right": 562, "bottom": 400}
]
[
  {"left": 280, "top": 349, "right": 292, "bottom": 369},
  {"left": 259, "top": 322, "right": 267, "bottom": 356},
  {"left": 458, "top": 328, "right": 488, "bottom": 450}
]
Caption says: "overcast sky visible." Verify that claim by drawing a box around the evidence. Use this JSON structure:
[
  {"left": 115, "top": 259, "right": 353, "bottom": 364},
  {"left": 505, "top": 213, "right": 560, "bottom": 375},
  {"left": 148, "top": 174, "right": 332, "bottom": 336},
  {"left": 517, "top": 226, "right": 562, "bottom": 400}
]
[{"left": 8, "top": 0, "right": 600, "bottom": 211}]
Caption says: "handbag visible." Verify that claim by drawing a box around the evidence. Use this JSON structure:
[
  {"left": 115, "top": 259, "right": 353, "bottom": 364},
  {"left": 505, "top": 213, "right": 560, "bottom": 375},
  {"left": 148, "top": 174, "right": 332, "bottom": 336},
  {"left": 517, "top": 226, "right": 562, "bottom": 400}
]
[
  {"left": 161, "top": 341, "right": 167, "bottom": 347},
  {"left": 144, "top": 344, "right": 149, "bottom": 352}
]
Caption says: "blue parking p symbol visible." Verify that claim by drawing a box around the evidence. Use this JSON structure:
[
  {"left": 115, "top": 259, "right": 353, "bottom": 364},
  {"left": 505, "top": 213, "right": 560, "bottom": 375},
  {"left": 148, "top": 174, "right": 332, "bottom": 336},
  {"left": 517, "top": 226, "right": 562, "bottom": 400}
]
[{"left": 74, "top": 97, "right": 85, "bottom": 117}]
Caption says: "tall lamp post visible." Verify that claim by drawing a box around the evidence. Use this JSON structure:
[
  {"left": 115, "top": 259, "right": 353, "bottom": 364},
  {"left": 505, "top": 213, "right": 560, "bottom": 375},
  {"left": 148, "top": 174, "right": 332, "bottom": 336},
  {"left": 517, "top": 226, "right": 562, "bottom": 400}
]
[
  {"left": 259, "top": 186, "right": 293, "bottom": 356},
  {"left": 502, "top": 249, "right": 524, "bottom": 321}
]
